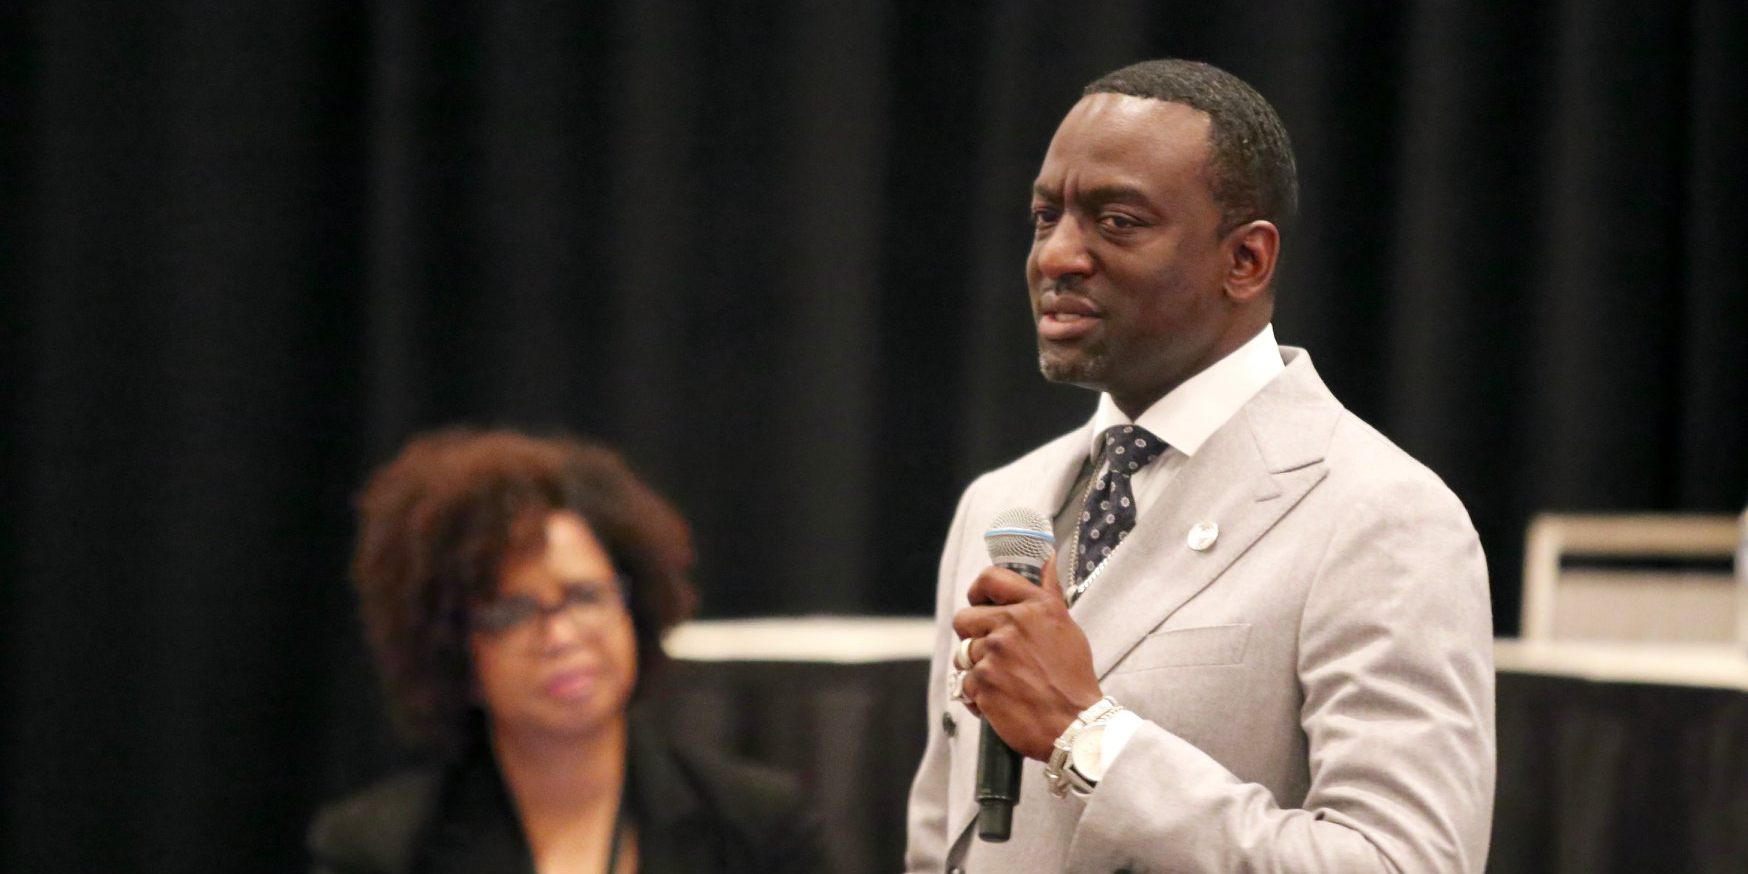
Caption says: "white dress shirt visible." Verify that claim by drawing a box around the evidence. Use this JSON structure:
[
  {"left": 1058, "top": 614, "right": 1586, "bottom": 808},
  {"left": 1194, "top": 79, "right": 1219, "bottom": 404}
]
[
  {"left": 1084, "top": 323, "right": 1286, "bottom": 518},
  {"left": 1075, "top": 324, "right": 1285, "bottom": 779}
]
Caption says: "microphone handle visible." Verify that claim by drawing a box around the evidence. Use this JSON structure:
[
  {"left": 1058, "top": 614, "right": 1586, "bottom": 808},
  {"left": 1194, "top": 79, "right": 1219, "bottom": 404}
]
[
  {"left": 976, "top": 722, "right": 1021, "bottom": 841},
  {"left": 997, "top": 559, "right": 1043, "bottom": 587},
  {"left": 975, "top": 558, "right": 1045, "bottom": 841}
]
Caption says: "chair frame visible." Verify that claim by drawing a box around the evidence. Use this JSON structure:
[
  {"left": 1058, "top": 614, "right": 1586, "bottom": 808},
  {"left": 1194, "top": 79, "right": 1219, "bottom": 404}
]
[{"left": 1519, "top": 512, "right": 1745, "bottom": 642}]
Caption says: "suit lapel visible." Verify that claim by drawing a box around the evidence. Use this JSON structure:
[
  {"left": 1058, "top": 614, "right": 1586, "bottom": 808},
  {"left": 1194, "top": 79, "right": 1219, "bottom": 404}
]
[
  {"left": 1017, "top": 429, "right": 1093, "bottom": 526},
  {"left": 1069, "top": 349, "right": 1341, "bottom": 678}
]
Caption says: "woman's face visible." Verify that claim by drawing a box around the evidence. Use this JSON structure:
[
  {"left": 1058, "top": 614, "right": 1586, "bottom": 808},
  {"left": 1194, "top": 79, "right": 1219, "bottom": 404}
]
[{"left": 468, "top": 510, "right": 639, "bottom": 743}]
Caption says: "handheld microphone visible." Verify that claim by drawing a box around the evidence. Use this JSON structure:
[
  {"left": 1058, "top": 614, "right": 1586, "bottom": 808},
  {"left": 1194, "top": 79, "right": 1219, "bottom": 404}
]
[{"left": 974, "top": 507, "right": 1055, "bottom": 842}]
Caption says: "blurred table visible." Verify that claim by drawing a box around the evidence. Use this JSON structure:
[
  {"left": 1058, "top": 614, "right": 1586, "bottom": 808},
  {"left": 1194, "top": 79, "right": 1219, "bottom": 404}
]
[
  {"left": 651, "top": 621, "right": 1748, "bottom": 874},
  {"left": 1491, "top": 639, "right": 1748, "bottom": 874},
  {"left": 653, "top": 618, "right": 935, "bottom": 874}
]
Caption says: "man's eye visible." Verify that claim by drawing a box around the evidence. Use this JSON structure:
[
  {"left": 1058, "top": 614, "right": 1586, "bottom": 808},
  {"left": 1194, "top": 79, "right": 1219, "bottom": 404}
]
[
  {"left": 1101, "top": 214, "right": 1140, "bottom": 230},
  {"left": 1030, "top": 207, "right": 1059, "bottom": 228}
]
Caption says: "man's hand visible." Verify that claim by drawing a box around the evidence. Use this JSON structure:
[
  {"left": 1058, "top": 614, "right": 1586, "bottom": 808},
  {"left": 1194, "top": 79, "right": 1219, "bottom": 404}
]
[{"left": 952, "top": 553, "right": 1102, "bottom": 760}]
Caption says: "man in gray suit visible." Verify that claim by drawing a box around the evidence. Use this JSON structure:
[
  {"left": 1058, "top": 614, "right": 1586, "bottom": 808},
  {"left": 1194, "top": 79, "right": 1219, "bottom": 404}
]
[{"left": 904, "top": 59, "right": 1495, "bottom": 873}]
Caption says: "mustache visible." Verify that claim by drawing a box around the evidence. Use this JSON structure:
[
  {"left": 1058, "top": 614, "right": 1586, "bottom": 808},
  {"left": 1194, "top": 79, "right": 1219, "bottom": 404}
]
[
  {"left": 1036, "top": 279, "right": 1086, "bottom": 297},
  {"left": 1036, "top": 286, "right": 1103, "bottom": 318}
]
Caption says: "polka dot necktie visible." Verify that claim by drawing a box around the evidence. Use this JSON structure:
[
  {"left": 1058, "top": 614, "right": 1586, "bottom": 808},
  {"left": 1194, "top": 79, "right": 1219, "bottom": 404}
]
[{"left": 1073, "top": 425, "right": 1167, "bottom": 592}]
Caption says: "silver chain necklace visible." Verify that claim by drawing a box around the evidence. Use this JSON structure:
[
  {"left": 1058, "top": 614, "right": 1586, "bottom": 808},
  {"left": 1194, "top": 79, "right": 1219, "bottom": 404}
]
[{"left": 1065, "top": 456, "right": 1109, "bottom": 605}]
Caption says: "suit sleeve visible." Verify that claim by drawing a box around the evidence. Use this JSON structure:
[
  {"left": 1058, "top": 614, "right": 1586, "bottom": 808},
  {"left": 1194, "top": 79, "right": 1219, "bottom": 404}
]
[
  {"left": 1066, "top": 474, "right": 1496, "bottom": 873},
  {"left": 902, "top": 480, "right": 980, "bottom": 874}
]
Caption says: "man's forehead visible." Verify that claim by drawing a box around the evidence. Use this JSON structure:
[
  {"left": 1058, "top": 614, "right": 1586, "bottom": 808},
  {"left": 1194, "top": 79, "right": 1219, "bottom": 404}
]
[
  {"left": 1031, "top": 178, "right": 1151, "bottom": 204},
  {"left": 1034, "top": 94, "right": 1213, "bottom": 192},
  {"left": 1062, "top": 92, "right": 1212, "bottom": 137}
]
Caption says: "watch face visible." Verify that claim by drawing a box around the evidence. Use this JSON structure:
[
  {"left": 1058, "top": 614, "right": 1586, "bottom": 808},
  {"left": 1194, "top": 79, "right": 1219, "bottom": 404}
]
[{"left": 1069, "top": 722, "right": 1105, "bottom": 778}]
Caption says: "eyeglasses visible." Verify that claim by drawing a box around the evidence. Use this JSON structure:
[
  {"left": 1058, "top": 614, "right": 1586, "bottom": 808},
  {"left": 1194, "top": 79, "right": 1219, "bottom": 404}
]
[{"left": 470, "top": 579, "right": 629, "bottom": 638}]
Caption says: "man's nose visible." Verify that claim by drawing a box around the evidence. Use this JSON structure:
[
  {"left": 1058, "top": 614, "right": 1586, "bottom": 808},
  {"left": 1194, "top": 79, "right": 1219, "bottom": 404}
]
[{"left": 1033, "top": 217, "right": 1094, "bottom": 279}]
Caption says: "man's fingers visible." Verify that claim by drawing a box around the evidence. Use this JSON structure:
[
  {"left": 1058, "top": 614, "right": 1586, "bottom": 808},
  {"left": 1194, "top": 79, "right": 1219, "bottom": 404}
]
[
  {"left": 957, "top": 669, "right": 982, "bottom": 717},
  {"left": 966, "top": 565, "right": 1051, "bottom": 607},
  {"left": 952, "top": 604, "right": 1009, "bottom": 640},
  {"left": 957, "top": 559, "right": 1070, "bottom": 650},
  {"left": 1040, "top": 549, "right": 1066, "bottom": 605}
]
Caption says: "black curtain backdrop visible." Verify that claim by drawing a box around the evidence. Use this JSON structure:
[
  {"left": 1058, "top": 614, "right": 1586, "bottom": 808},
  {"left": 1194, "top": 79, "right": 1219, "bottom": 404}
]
[{"left": 4, "top": 1, "right": 1746, "bottom": 871}]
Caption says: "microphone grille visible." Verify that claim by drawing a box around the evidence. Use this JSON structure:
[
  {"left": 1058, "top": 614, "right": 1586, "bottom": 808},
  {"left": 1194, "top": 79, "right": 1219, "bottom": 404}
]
[{"left": 984, "top": 507, "right": 1054, "bottom": 566}]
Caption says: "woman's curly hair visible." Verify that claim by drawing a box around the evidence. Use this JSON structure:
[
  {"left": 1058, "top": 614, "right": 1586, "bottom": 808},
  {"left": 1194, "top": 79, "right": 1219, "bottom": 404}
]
[{"left": 350, "top": 428, "right": 696, "bottom": 756}]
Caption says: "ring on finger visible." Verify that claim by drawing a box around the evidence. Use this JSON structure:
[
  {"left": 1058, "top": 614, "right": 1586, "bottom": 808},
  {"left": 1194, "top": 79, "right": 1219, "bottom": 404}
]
[
  {"left": 948, "top": 670, "right": 968, "bottom": 703},
  {"left": 954, "top": 636, "right": 976, "bottom": 671}
]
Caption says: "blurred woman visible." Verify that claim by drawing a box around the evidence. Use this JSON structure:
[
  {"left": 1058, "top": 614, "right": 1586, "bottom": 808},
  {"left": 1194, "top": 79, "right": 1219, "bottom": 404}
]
[{"left": 308, "top": 429, "right": 825, "bottom": 873}]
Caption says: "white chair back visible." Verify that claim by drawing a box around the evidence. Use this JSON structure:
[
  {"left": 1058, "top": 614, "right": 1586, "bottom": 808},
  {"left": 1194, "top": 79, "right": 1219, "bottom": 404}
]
[{"left": 1519, "top": 512, "right": 1744, "bottom": 643}]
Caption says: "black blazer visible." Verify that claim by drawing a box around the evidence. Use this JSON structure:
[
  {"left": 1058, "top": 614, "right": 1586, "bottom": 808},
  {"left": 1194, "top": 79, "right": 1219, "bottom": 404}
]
[{"left": 308, "top": 730, "right": 828, "bottom": 874}]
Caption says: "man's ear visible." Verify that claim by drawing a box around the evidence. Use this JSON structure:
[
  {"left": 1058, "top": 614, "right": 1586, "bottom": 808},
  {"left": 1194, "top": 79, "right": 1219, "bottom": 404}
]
[{"left": 1224, "top": 220, "right": 1279, "bottom": 303}]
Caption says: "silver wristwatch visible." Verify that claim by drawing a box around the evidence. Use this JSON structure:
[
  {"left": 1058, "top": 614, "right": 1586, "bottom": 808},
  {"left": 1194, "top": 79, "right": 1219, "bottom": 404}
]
[{"left": 1044, "top": 696, "right": 1125, "bottom": 798}]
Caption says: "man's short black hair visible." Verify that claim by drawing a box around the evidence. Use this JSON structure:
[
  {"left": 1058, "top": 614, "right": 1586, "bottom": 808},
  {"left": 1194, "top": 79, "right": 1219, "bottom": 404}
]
[{"left": 1085, "top": 59, "right": 1299, "bottom": 236}]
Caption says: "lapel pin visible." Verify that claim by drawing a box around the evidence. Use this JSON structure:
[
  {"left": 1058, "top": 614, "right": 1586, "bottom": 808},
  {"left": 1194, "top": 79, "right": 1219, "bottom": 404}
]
[{"left": 1187, "top": 521, "right": 1219, "bottom": 552}]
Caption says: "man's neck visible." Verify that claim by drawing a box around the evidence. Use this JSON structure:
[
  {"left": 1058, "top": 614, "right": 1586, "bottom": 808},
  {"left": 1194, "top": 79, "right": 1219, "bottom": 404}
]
[
  {"left": 1109, "top": 320, "right": 1272, "bottom": 420},
  {"left": 1092, "top": 323, "right": 1283, "bottom": 458}
]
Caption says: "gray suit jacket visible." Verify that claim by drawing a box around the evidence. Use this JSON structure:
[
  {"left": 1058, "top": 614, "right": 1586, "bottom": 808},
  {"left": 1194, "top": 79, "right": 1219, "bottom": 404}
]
[{"left": 904, "top": 347, "right": 1495, "bottom": 873}]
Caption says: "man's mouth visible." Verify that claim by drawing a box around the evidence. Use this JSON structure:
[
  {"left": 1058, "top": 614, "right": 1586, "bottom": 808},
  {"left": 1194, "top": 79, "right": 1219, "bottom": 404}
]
[{"left": 1038, "top": 294, "right": 1102, "bottom": 342}]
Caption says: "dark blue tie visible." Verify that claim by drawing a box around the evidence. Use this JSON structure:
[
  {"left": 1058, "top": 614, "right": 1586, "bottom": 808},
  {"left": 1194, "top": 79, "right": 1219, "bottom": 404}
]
[{"left": 1073, "top": 425, "right": 1166, "bottom": 593}]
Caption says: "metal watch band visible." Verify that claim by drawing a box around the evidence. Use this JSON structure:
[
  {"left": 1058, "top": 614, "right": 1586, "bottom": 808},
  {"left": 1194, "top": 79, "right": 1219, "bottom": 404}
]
[{"left": 1044, "top": 696, "right": 1124, "bottom": 798}]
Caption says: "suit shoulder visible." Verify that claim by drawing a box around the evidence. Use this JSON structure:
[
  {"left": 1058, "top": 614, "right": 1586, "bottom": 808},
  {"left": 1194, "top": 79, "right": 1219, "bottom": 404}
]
[
  {"left": 1324, "top": 412, "right": 1466, "bottom": 504},
  {"left": 1252, "top": 350, "right": 1463, "bottom": 508},
  {"left": 307, "top": 768, "right": 443, "bottom": 872},
  {"left": 959, "top": 427, "right": 1085, "bottom": 498},
  {"left": 1300, "top": 412, "right": 1483, "bottom": 562}
]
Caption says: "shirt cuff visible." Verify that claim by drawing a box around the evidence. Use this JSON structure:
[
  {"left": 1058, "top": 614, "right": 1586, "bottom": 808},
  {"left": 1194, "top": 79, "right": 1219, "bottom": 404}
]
[{"left": 1091, "top": 708, "right": 1144, "bottom": 780}]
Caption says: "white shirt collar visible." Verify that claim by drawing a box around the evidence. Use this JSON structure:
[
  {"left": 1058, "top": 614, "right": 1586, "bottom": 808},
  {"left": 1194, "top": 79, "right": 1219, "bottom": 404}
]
[{"left": 1088, "top": 324, "right": 1285, "bottom": 460}]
